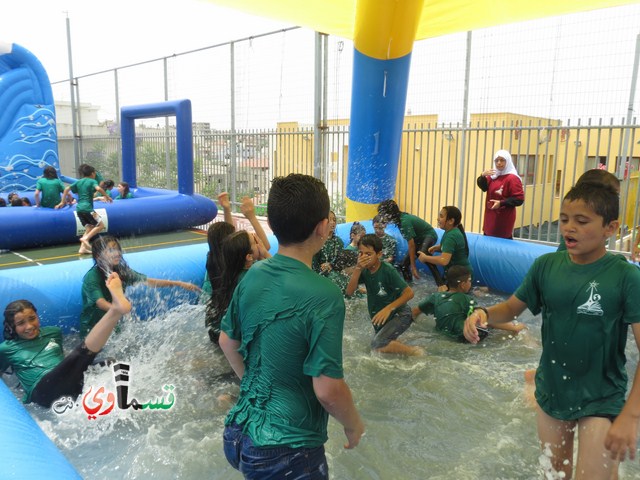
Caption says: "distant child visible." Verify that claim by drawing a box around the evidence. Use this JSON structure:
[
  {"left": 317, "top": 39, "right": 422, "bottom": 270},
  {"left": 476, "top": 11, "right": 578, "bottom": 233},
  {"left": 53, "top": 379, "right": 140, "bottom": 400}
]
[
  {"left": 1, "top": 272, "right": 131, "bottom": 407},
  {"left": 418, "top": 206, "right": 471, "bottom": 290},
  {"left": 464, "top": 181, "right": 640, "bottom": 479},
  {"left": 346, "top": 221, "right": 366, "bottom": 251},
  {"left": 206, "top": 230, "right": 269, "bottom": 345},
  {"left": 0, "top": 198, "right": 6, "bottom": 207},
  {"left": 20, "top": 197, "right": 31, "bottom": 206},
  {"left": 312, "top": 210, "right": 354, "bottom": 292},
  {"left": 413, "top": 265, "right": 522, "bottom": 340},
  {"left": 372, "top": 214, "right": 397, "bottom": 263},
  {"left": 346, "top": 234, "right": 422, "bottom": 356},
  {"left": 114, "top": 181, "right": 133, "bottom": 200},
  {"left": 94, "top": 179, "right": 115, "bottom": 202},
  {"left": 378, "top": 199, "right": 442, "bottom": 285},
  {"left": 35, "top": 166, "right": 66, "bottom": 208},
  {"left": 10, "top": 196, "right": 22, "bottom": 207},
  {"left": 202, "top": 193, "right": 271, "bottom": 300},
  {"left": 58, "top": 164, "right": 112, "bottom": 254},
  {"left": 80, "top": 235, "right": 200, "bottom": 338}
]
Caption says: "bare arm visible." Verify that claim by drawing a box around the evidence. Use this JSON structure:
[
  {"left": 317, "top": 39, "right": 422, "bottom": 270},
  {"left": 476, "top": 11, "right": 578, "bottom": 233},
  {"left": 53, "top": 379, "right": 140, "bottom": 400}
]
[
  {"left": 34, "top": 189, "right": 41, "bottom": 207},
  {"left": 371, "top": 286, "right": 414, "bottom": 326},
  {"left": 313, "top": 374, "right": 365, "bottom": 449},
  {"left": 345, "top": 266, "right": 362, "bottom": 297},
  {"left": 145, "top": 278, "right": 201, "bottom": 292},
  {"left": 219, "top": 331, "right": 244, "bottom": 379},
  {"left": 463, "top": 295, "right": 527, "bottom": 344},
  {"left": 56, "top": 186, "right": 72, "bottom": 209},
  {"left": 604, "top": 322, "right": 640, "bottom": 461},
  {"left": 417, "top": 250, "right": 451, "bottom": 267},
  {"left": 241, "top": 196, "right": 271, "bottom": 250},
  {"left": 407, "top": 238, "right": 420, "bottom": 279},
  {"left": 217, "top": 192, "right": 234, "bottom": 226}
]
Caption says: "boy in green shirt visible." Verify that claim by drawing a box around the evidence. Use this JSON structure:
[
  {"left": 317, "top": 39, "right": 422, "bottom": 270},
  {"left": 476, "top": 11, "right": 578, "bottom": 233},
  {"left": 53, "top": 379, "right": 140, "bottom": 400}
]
[
  {"left": 464, "top": 181, "right": 640, "bottom": 479},
  {"left": 58, "top": 164, "right": 112, "bottom": 254},
  {"left": 220, "top": 174, "right": 364, "bottom": 479},
  {"left": 346, "top": 234, "right": 422, "bottom": 356}
]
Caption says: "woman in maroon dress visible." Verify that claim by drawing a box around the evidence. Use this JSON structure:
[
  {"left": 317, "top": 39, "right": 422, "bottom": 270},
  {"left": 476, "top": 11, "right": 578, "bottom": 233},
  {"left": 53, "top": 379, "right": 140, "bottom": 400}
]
[{"left": 476, "top": 149, "right": 524, "bottom": 239}]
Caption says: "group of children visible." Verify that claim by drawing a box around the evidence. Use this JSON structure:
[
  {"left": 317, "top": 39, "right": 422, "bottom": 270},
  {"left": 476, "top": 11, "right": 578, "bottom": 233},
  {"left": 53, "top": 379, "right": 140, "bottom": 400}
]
[{"left": 1, "top": 166, "right": 639, "bottom": 479}]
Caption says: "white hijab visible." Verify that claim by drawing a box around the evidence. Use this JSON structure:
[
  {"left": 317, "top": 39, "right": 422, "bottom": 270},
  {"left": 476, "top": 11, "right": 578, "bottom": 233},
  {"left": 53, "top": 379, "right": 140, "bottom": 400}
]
[{"left": 491, "top": 149, "right": 521, "bottom": 181}]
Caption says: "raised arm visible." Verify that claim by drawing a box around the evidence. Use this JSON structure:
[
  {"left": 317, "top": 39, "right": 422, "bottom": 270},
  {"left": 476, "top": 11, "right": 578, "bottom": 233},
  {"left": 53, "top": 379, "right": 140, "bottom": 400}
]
[
  {"left": 217, "top": 192, "right": 234, "bottom": 226},
  {"left": 241, "top": 196, "right": 271, "bottom": 251}
]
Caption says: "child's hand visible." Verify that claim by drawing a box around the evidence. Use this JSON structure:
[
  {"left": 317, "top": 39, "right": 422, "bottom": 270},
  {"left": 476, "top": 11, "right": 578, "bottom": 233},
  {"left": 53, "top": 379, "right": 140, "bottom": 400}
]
[
  {"left": 217, "top": 192, "right": 231, "bottom": 210},
  {"left": 320, "top": 262, "right": 332, "bottom": 273},
  {"left": 463, "top": 309, "right": 488, "bottom": 344},
  {"left": 178, "top": 281, "right": 202, "bottom": 292},
  {"left": 427, "top": 245, "right": 439, "bottom": 254},
  {"left": 371, "top": 306, "right": 392, "bottom": 326},
  {"left": 240, "top": 196, "right": 256, "bottom": 218},
  {"left": 411, "top": 264, "right": 421, "bottom": 280},
  {"left": 417, "top": 251, "right": 428, "bottom": 264},
  {"left": 356, "top": 255, "right": 372, "bottom": 271},
  {"left": 604, "top": 412, "right": 639, "bottom": 462}
]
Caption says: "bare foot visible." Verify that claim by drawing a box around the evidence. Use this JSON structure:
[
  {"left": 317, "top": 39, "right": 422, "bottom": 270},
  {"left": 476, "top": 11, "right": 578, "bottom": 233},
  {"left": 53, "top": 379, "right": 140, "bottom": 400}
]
[
  {"left": 408, "top": 346, "right": 425, "bottom": 356},
  {"left": 106, "top": 273, "right": 132, "bottom": 314},
  {"left": 79, "top": 246, "right": 92, "bottom": 255},
  {"left": 80, "top": 237, "right": 92, "bottom": 250}
]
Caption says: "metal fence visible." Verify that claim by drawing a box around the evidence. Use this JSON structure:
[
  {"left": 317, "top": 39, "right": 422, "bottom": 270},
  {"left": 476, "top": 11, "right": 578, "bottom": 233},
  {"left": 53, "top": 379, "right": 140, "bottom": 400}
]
[{"left": 51, "top": 6, "right": 640, "bottom": 253}]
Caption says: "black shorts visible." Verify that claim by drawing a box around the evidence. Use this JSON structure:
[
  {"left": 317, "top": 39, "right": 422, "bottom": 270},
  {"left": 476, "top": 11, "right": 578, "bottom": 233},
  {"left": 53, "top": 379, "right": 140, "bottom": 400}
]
[
  {"left": 77, "top": 210, "right": 101, "bottom": 227},
  {"left": 30, "top": 343, "right": 97, "bottom": 408}
]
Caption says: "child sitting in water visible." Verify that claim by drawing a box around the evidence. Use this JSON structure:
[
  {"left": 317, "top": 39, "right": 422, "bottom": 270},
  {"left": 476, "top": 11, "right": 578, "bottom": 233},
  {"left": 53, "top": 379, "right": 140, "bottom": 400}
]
[
  {"left": 373, "top": 214, "right": 397, "bottom": 264},
  {"left": 114, "top": 181, "right": 133, "bottom": 200},
  {"left": 418, "top": 206, "right": 470, "bottom": 291},
  {"left": 312, "top": 210, "right": 355, "bottom": 293},
  {"left": 346, "top": 221, "right": 366, "bottom": 251},
  {"left": 94, "top": 179, "right": 115, "bottom": 202},
  {"left": 411, "top": 265, "right": 523, "bottom": 341},
  {"left": 0, "top": 272, "right": 130, "bottom": 407},
  {"left": 346, "top": 234, "right": 422, "bottom": 356},
  {"left": 80, "top": 235, "right": 200, "bottom": 338}
]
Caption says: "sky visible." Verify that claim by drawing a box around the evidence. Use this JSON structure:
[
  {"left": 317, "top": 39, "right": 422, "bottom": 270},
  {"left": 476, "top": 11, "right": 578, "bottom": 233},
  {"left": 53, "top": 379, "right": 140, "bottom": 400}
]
[{"left": 1, "top": 0, "right": 292, "bottom": 82}]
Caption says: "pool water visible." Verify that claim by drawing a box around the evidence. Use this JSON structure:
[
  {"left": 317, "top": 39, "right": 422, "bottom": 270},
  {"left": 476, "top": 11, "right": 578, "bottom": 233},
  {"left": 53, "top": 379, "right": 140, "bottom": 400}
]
[{"left": 26, "top": 279, "right": 640, "bottom": 479}]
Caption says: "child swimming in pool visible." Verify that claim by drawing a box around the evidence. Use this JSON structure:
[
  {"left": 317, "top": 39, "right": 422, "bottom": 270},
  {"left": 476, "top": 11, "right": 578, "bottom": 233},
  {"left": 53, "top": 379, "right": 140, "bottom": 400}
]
[
  {"left": 346, "top": 234, "right": 422, "bottom": 356},
  {"left": 0, "top": 273, "right": 130, "bottom": 407},
  {"left": 464, "top": 181, "right": 640, "bottom": 479},
  {"left": 80, "top": 235, "right": 200, "bottom": 338}
]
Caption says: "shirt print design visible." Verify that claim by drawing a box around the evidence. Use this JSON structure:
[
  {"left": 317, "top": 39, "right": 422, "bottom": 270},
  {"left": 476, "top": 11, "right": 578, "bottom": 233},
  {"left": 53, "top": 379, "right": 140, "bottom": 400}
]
[{"left": 577, "top": 281, "right": 604, "bottom": 316}]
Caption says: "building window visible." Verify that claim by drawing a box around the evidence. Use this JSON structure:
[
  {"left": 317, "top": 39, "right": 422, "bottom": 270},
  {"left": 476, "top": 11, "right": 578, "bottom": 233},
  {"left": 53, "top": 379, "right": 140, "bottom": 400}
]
[
  {"left": 555, "top": 170, "right": 562, "bottom": 197},
  {"left": 512, "top": 154, "right": 536, "bottom": 185}
]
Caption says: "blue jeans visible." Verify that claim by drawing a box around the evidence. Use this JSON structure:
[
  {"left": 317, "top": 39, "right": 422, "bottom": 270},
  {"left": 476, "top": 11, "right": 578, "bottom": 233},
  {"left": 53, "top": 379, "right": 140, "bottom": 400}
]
[{"left": 223, "top": 423, "right": 329, "bottom": 480}]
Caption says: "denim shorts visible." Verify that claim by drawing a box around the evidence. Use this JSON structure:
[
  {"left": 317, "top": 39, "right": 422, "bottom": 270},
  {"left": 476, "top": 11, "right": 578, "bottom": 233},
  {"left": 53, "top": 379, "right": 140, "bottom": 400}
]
[
  {"left": 223, "top": 423, "right": 329, "bottom": 480},
  {"left": 371, "top": 307, "right": 413, "bottom": 349}
]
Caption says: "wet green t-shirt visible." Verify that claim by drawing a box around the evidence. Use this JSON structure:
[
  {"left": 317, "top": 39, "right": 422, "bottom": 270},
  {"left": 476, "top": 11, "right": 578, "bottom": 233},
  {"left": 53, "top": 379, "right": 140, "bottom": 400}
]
[
  {"left": 80, "top": 265, "right": 146, "bottom": 337},
  {"left": 0, "top": 327, "right": 63, "bottom": 402},
  {"left": 399, "top": 213, "right": 437, "bottom": 247},
  {"left": 35, "top": 177, "right": 65, "bottom": 208},
  {"left": 515, "top": 251, "right": 640, "bottom": 420},
  {"left": 361, "top": 261, "right": 410, "bottom": 329},
  {"left": 418, "top": 291, "right": 476, "bottom": 339},
  {"left": 440, "top": 227, "right": 472, "bottom": 276},
  {"left": 70, "top": 177, "right": 99, "bottom": 213},
  {"left": 221, "top": 254, "right": 346, "bottom": 448}
]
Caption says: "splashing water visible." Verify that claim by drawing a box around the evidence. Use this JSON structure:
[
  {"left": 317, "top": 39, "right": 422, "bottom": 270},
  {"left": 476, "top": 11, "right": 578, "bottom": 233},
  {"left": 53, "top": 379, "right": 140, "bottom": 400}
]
[{"left": 18, "top": 280, "right": 640, "bottom": 480}]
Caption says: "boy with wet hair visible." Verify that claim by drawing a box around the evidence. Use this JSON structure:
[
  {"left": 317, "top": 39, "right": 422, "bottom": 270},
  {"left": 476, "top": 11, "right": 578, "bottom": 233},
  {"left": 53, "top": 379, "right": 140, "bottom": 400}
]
[
  {"left": 465, "top": 181, "right": 640, "bottom": 479},
  {"left": 372, "top": 214, "right": 397, "bottom": 263},
  {"left": 411, "top": 265, "right": 486, "bottom": 342},
  {"left": 346, "top": 234, "right": 422, "bottom": 356},
  {"left": 220, "top": 174, "right": 364, "bottom": 479},
  {"left": 58, "top": 164, "right": 112, "bottom": 254}
]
